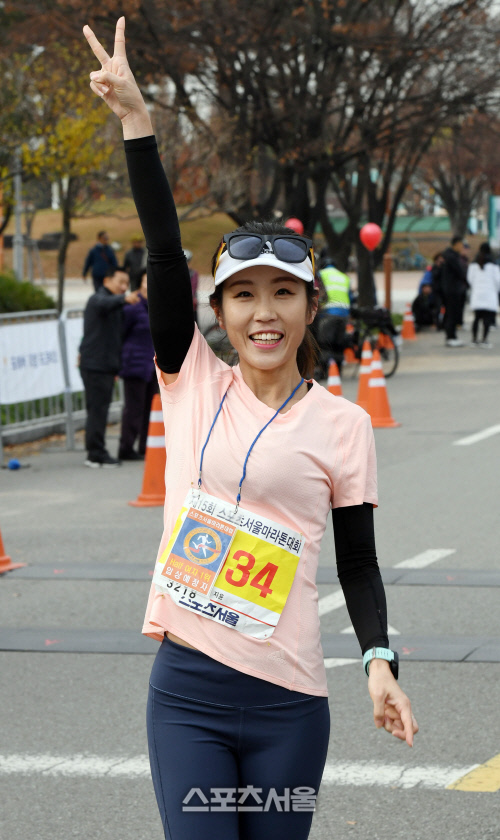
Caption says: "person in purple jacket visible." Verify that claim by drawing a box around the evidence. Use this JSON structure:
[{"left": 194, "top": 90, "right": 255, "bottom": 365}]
[{"left": 118, "top": 269, "right": 158, "bottom": 460}]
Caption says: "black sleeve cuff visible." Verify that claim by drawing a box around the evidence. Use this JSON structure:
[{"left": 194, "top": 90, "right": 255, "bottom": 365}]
[{"left": 124, "top": 135, "right": 157, "bottom": 152}]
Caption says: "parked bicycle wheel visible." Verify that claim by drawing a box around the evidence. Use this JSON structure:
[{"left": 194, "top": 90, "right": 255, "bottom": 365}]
[
  {"left": 376, "top": 329, "right": 399, "bottom": 378},
  {"left": 203, "top": 322, "right": 239, "bottom": 366}
]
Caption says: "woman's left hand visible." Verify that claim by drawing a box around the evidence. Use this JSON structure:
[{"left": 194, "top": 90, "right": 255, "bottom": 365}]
[{"left": 368, "top": 659, "right": 418, "bottom": 747}]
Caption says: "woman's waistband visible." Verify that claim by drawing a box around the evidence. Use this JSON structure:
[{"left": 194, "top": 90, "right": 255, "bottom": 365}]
[{"left": 149, "top": 635, "right": 318, "bottom": 708}]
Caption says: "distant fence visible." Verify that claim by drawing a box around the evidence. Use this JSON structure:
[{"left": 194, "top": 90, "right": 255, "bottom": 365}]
[{"left": 0, "top": 308, "right": 123, "bottom": 460}]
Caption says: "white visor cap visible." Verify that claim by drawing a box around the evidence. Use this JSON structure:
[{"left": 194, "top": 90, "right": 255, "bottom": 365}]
[{"left": 214, "top": 248, "right": 315, "bottom": 287}]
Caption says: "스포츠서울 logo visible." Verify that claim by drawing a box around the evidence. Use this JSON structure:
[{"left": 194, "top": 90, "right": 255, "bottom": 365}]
[{"left": 183, "top": 526, "right": 223, "bottom": 565}]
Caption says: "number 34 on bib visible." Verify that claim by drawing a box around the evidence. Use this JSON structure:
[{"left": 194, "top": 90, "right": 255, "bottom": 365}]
[{"left": 152, "top": 489, "right": 305, "bottom": 640}]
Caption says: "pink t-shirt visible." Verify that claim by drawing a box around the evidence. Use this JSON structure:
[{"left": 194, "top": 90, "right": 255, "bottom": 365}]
[{"left": 142, "top": 325, "right": 378, "bottom": 696}]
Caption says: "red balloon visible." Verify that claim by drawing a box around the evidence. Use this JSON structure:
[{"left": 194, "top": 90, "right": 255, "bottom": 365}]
[
  {"left": 284, "top": 217, "right": 305, "bottom": 235},
  {"left": 360, "top": 223, "right": 383, "bottom": 251}
]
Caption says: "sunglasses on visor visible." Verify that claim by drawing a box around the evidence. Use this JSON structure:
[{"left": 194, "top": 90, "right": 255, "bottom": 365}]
[{"left": 213, "top": 233, "right": 315, "bottom": 277}]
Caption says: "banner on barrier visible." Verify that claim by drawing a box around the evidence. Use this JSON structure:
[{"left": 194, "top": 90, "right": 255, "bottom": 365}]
[
  {"left": 63, "top": 316, "right": 84, "bottom": 393},
  {"left": 0, "top": 320, "right": 66, "bottom": 404}
]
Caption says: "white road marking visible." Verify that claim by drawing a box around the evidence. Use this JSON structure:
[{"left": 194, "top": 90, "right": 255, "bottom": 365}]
[
  {"left": 0, "top": 753, "right": 478, "bottom": 790},
  {"left": 0, "top": 754, "right": 150, "bottom": 778},
  {"left": 318, "top": 589, "right": 346, "bottom": 616},
  {"left": 340, "top": 624, "right": 400, "bottom": 635},
  {"left": 321, "top": 760, "right": 479, "bottom": 789},
  {"left": 453, "top": 424, "right": 500, "bottom": 447},
  {"left": 394, "top": 548, "right": 456, "bottom": 569},
  {"left": 319, "top": 549, "right": 456, "bottom": 615}
]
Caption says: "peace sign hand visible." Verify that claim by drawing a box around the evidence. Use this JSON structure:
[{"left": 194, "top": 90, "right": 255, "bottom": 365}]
[{"left": 83, "top": 16, "right": 151, "bottom": 134}]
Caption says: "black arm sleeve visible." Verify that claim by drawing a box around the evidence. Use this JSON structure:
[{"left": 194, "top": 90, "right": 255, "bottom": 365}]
[
  {"left": 124, "top": 136, "right": 194, "bottom": 373},
  {"left": 332, "top": 503, "right": 389, "bottom": 655}
]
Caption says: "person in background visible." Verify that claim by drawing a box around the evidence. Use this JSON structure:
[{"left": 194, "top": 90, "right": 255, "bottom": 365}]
[
  {"left": 79, "top": 267, "right": 140, "bottom": 467},
  {"left": 441, "top": 236, "right": 468, "bottom": 347},
  {"left": 411, "top": 282, "right": 438, "bottom": 331},
  {"left": 317, "top": 254, "right": 351, "bottom": 373},
  {"left": 458, "top": 241, "right": 471, "bottom": 327},
  {"left": 118, "top": 269, "right": 158, "bottom": 459},
  {"left": 418, "top": 263, "right": 433, "bottom": 293},
  {"left": 467, "top": 242, "right": 500, "bottom": 349},
  {"left": 124, "top": 235, "right": 146, "bottom": 290},
  {"left": 430, "top": 252, "right": 445, "bottom": 329},
  {"left": 82, "top": 230, "right": 118, "bottom": 292}
]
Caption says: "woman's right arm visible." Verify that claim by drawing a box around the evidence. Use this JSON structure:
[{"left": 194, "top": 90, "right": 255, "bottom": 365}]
[
  {"left": 124, "top": 137, "right": 194, "bottom": 375},
  {"left": 83, "top": 17, "right": 194, "bottom": 380}
]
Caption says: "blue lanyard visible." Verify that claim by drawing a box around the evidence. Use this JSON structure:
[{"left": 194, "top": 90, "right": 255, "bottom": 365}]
[{"left": 198, "top": 378, "right": 304, "bottom": 511}]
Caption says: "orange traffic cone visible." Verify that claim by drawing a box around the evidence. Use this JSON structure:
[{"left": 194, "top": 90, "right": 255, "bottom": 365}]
[
  {"left": 327, "top": 360, "right": 342, "bottom": 396},
  {"left": 344, "top": 323, "right": 356, "bottom": 364},
  {"left": 356, "top": 339, "right": 372, "bottom": 411},
  {"left": 366, "top": 350, "right": 401, "bottom": 428},
  {"left": 129, "top": 394, "right": 166, "bottom": 507},
  {"left": 0, "top": 527, "right": 25, "bottom": 574},
  {"left": 401, "top": 303, "right": 417, "bottom": 341}
]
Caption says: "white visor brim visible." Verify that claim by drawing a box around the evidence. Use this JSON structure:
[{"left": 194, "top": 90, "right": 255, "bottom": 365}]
[{"left": 214, "top": 250, "right": 314, "bottom": 286}]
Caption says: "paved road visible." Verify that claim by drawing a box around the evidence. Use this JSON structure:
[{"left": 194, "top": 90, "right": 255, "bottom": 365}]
[
  {"left": 1, "top": 325, "right": 499, "bottom": 839},
  {"left": 40, "top": 269, "right": 421, "bottom": 316}
]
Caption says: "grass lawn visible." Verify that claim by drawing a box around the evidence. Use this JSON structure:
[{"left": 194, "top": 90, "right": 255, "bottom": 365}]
[
  {"left": 2, "top": 196, "right": 486, "bottom": 283},
  {"left": 2, "top": 198, "right": 234, "bottom": 279}
]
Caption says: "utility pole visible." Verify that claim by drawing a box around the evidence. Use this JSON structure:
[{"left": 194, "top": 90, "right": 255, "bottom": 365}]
[
  {"left": 12, "top": 44, "right": 45, "bottom": 281},
  {"left": 12, "top": 147, "right": 24, "bottom": 280},
  {"left": 384, "top": 252, "right": 393, "bottom": 311}
]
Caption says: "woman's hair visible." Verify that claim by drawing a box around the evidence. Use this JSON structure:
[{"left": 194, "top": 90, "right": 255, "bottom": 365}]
[
  {"left": 476, "top": 241, "right": 492, "bottom": 268},
  {"left": 209, "top": 220, "right": 319, "bottom": 379}
]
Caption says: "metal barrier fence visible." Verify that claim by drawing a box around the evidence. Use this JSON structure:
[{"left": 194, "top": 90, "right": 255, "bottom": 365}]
[{"left": 0, "top": 308, "right": 123, "bottom": 461}]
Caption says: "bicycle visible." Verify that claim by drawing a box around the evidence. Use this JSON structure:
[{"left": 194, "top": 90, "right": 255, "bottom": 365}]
[
  {"left": 345, "top": 306, "right": 400, "bottom": 378},
  {"left": 315, "top": 306, "right": 400, "bottom": 380}
]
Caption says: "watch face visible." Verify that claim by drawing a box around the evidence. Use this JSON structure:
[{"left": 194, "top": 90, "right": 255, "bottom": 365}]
[{"left": 390, "top": 652, "right": 399, "bottom": 680}]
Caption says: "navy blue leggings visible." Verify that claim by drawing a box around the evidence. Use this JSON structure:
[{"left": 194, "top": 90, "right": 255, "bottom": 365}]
[{"left": 147, "top": 636, "right": 330, "bottom": 840}]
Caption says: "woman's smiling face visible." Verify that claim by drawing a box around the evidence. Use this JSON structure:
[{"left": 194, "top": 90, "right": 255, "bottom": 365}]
[{"left": 213, "top": 266, "right": 317, "bottom": 374}]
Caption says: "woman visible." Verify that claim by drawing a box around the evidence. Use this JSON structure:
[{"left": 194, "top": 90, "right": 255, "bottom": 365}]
[
  {"left": 84, "top": 19, "right": 417, "bottom": 840},
  {"left": 118, "top": 269, "right": 158, "bottom": 460},
  {"left": 467, "top": 243, "right": 500, "bottom": 348}
]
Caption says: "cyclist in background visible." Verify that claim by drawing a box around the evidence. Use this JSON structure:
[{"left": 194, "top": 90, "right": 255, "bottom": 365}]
[{"left": 317, "top": 254, "right": 351, "bottom": 373}]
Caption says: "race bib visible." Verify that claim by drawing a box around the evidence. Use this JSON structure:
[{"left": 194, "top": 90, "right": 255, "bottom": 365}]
[{"left": 152, "top": 488, "right": 305, "bottom": 640}]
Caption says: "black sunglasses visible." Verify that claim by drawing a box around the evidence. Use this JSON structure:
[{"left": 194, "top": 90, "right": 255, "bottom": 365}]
[{"left": 214, "top": 233, "right": 315, "bottom": 276}]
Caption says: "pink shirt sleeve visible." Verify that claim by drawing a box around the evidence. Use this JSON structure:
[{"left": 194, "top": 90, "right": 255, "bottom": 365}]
[
  {"left": 154, "top": 323, "right": 231, "bottom": 403},
  {"left": 332, "top": 412, "right": 378, "bottom": 508}
]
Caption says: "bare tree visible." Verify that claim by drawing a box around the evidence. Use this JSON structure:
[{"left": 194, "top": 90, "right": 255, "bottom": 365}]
[
  {"left": 417, "top": 115, "right": 500, "bottom": 238},
  {"left": 11, "top": 1, "right": 500, "bottom": 302}
]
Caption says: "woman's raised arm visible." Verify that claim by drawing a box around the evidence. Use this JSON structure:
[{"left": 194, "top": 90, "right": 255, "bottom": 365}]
[{"left": 83, "top": 18, "right": 194, "bottom": 376}]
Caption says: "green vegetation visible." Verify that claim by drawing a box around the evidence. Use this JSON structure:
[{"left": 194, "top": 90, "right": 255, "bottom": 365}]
[{"left": 0, "top": 272, "right": 55, "bottom": 312}]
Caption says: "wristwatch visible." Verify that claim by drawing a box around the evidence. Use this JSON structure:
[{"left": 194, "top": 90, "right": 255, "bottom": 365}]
[{"left": 363, "top": 647, "right": 399, "bottom": 680}]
